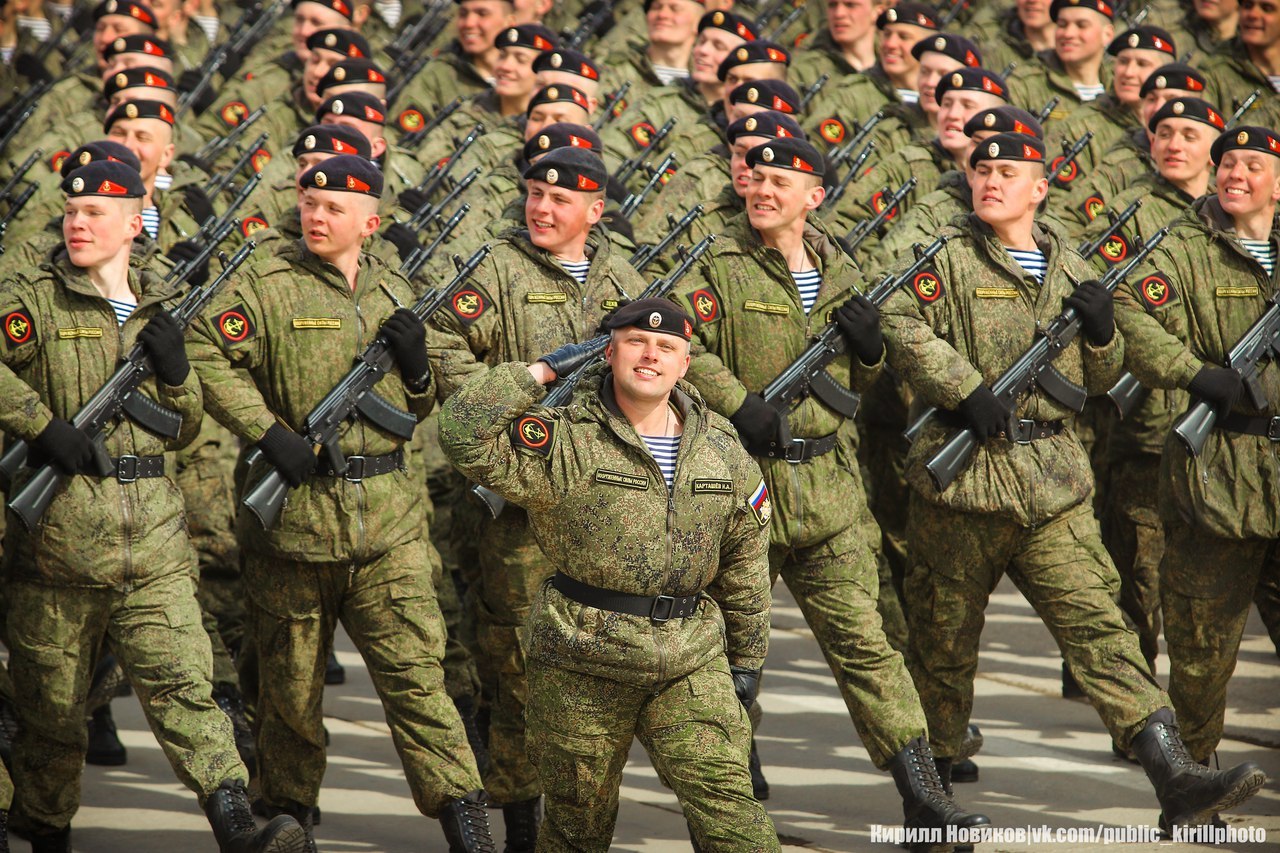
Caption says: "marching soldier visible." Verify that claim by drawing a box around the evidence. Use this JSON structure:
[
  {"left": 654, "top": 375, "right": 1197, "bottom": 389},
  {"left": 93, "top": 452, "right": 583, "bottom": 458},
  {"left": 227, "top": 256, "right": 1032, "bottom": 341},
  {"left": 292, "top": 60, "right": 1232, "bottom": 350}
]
[{"left": 1006, "top": 0, "right": 1115, "bottom": 126}]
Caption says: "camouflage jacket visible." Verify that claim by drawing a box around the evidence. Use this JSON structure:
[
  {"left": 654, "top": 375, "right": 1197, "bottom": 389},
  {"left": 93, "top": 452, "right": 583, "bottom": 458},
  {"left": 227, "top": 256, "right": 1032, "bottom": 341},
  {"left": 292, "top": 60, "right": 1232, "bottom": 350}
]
[
  {"left": 0, "top": 254, "right": 203, "bottom": 588},
  {"left": 188, "top": 240, "right": 434, "bottom": 561},
  {"left": 1054, "top": 127, "right": 1152, "bottom": 226},
  {"left": 398, "top": 43, "right": 497, "bottom": 121},
  {"left": 439, "top": 361, "right": 771, "bottom": 686},
  {"left": 881, "top": 213, "right": 1125, "bottom": 525},
  {"left": 1044, "top": 92, "right": 1136, "bottom": 189},
  {"left": 1007, "top": 51, "right": 1112, "bottom": 128},
  {"left": 1200, "top": 40, "right": 1280, "bottom": 127},
  {"left": 1114, "top": 196, "right": 1280, "bottom": 539}
]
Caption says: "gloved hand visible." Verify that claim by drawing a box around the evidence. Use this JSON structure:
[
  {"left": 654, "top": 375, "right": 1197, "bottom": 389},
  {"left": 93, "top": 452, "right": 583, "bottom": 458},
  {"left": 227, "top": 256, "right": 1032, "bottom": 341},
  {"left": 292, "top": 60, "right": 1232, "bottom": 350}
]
[
  {"left": 957, "top": 384, "right": 1010, "bottom": 441},
  {"left": 380, "top": 308, "right": 430, "bottom": 388},
  {"left": 28, "top": 418, "right": 95, "bottom": 475},
  {"left": 833, "top": 293, "right": 883, "bottom": 365},
  {"left": 167, "top": 240, "right": 210, "bottom": 288},
  {"left": 138, "top": 313, "right": 191, "bottom": 386},
  {"left": 14, "top": 54, "right": 52, "bottom": 85},
  {"left": 176, "top": 70, "right": 217, "bottom": 116},
  {"left": 182, "top": 185, "right": 217, "bottom": 227},
  {"left": 220, "top": 47, "right": 246, "bottom": 80},
  {"left": 382, "top": 222, "right": 421, "bottom": 263},
  {"left": 537, "top": 340, "right": 603, "bottom": 379},
  {"left": 730, "top": 666, "right": 761, "bottom": 711},
  {"left": 397, "top": 188, "right": 430, "bottom": 215},
  {"left": 256, "top": 423, "right": 316, "bottom": 487},
  {"left": 730, "top": 393, "right": 787, "bottom": 456},
  {"left": 1063, "top": 279, "right": 1114, "bottom": 346},
  {"left": 595, "top": 298, "right": 631, "bottom": 335},
  {"left": 1188, "top": 365, "right": 1242, "bottom": 419}
]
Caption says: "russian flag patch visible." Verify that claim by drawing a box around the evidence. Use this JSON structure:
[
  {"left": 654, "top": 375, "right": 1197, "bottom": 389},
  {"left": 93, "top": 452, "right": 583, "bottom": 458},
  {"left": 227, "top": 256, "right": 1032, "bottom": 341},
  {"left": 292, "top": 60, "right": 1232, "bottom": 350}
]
[{"left": 747, "top": 480, "right": 771, "bottom": 527}]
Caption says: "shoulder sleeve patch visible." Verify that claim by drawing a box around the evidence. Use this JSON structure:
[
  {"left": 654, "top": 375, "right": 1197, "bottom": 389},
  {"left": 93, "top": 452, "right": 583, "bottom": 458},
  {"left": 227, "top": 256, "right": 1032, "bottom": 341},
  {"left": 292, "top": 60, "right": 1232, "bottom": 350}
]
[
  {"left": 512, "top": 414, "right": 554, "bottom": 456},
  {"left": 215, "top": 304, "right": 256, "bottom": 344},
  {"left": 4, "top": 308, "right": 36, "bottom": 349},
  {"left": 447, "top": 285, "right": 491, "bottom": 326},
  {"left": 49, "top": 150, "right": 71, "bottom": 173},
  {"left": 1138, "top": 272, "right": 1176, "bottom": 310},
  {"left": 1096, "top": 231, "right": 1130, "bottom": 265},
  {"left": 241, "top": 213, "right": 270, "bottom": 237},
  {"left": 687, "top": 283, "right": 722, "bottom": 325},
  {"left": 747, "top": 479, "right": 771, "bottom": 527},
  {"left": 819, "top": 118, "right": 845, "bottom": 145},
  {"left": 910, "top": 269, "right": 944, "bottom": 305},
  {"left": 398, "top": 108, "right": 425, "bottom": 133},
  {"left": 251, "top": 148, "right": 272, "bottom": 173},
  {"left": 869, "top": 189, "right": 900, "bottom": 221},
  {"left": 1050, "top": 154, "right": 1081, "bottom": 186},
  {"left": 629, "top": 121, "right": 657, "bottom": 149},
  {"left": 220, "top": 101, "right": 250, "bottom": 127},
  {"left": 1080, "top": 195, "right": 1106, "bottom": 222}
]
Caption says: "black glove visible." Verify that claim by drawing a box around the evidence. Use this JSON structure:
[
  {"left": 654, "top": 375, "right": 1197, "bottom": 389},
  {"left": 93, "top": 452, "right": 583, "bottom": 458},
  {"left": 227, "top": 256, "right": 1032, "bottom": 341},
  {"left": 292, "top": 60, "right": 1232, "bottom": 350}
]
[
  {"left": 382, "top": 222, "right": 421, "bottom": 263},
  {"left": 28, "top": 418, "right": 96, "bottom": 475},
  {"left": 176, "top": 70, "right": 217, "bottom": 116},
  {"left": 397, "top": 188, "right": 430, "bottom": 215},
  {"left": 730, "top": 666, "right": 761, "bottom": 711},
  {"left": 256, "top": 423, "right": 316, "bottom": 487},
  {"left": 220, "top": 47, "right": 246, "bottom": 80},
  {"left": 833, "top": 293, "right": 883, "bottom": 365},
  {"left": 957, "top": 384, "right": 1010, "bottom": 441},
  {"left": 1187, "top": 365, "right": 1242, "bottom": 419},
  {"left": 595, "top": 299, "right": 631, "bottom": 335},
  {"left": 167, "top": 240, "right": 210, "bottom": 288},
  {"left": 14, "top": 53, "right": 52, "bottom": 85},
  {"left": 138, "top": 313, "right": 191, "bottom": 386},
  {"left": 182, "top": 185, "right": 217, "bottom": 227},
  {"left": 1063, "top": 279, "right": 1114, "bottom": 346},
  {"left": 537, "top": 340, "right": 601, "bottom": 379},
  {"left": 730, "top": 393, "right": 787, "bottom": 456},
  {"left": 380, "top": 308, "right": 430, "bottom": 388}
]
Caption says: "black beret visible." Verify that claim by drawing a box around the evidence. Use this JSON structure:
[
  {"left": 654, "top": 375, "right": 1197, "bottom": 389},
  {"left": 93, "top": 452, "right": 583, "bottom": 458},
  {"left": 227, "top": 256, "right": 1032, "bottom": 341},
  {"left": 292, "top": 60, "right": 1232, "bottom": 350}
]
[
  {"left": 532, "top": 48, "right": 601, "bottom": 82},
  {"left": 522, "top": 147, "right": 607, "bottom": 192},
  {"left": 1148, "top": 97, "right": 1225, "bottom": 133},
  {"left": 61, "top": 140, "right": 142, "bottom": 178},
  {"left": 522, "top": 123, "right": 603, "bottom": 163},
  {"left": 291, "top": 0, "right": 355, "bottom": 21},
  {"left": 699, "top": 10, "right": 759, "bottom": 41},
  {"left": 292, "top": 124, "right": 372, "bottom": 158},
  {"left": 103, "top": 66, "right": 173, "bottom": 99},
  {"left": 727, "top": 79, "right": 802, "bottom": 115},
  {"left": 726, "top": 111, "right": 806, "bottom": 143},
  {"left": 62, "top": 160, "right": 146, "bottom": 198},
  {"left": 934, "top": 67, "right": 1008, "bottom": 105},
  {"left": 969, "top": 131, "right": 1048, "bottom": 169},
  {"left": 1139, "top": 63, "right": 1208, "bottom": 98},
  {"left": 93, "top": 0, "right": 157, "bottom": 26},
  {"left": 1050, "top": 0, "right": 1115, "bottom": 21},
  {"left": 527, "top": 84, "right": 591, "bottom": 114},
  {"left": 102, "top": 34, "right": 170, "bottom": 61},
  {"left": 306, "top": 28, "right": 371, "bottom": 58},
  {"left": 1211, "top": 126, "right": 1280, "bottom": 166},
  {"left": 911, "top": 33, "right": 982, "bottom": 67},
  {"left": 317, "top": 92, "right": 386, "bottom": 125},
  {"left": 299, "top": 154, "right": 383, "bottom": 197},
  {"left": 607, "top": 297, "right": 694, "bottom": 341},
  {"left": 494, "top": 23, "right": 559, "bottom": 52},
  {"left": 876, "top": 1, "right": 940, "bottom": 30},
  {"left": 716, "top": 40, "right": 790, "bottom": 81},
  {"left": 745, "top": 137, "right": 825, "bottom": 178},
  {"left": 103, "top": 99, "right": 174, "bottom": 132},
  {"left": 1107, "top": 25, "right": 1176, "bottom": 57},
  {"left": 964, "top": 107, "right": 1044, "bottom": 140},
  {"left": 317, "top": 59, "right": 389, "bottom": 97}
]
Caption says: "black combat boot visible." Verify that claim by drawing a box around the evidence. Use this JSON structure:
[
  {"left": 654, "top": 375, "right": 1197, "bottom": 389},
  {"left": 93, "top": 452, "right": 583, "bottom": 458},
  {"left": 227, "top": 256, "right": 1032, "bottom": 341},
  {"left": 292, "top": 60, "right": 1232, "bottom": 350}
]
[
  {"left": 501, "top": 796, "right": 540, "bottom": 853},
  {"left": 0, "top": 809, "right": 9, "bottom": 853},
  {"left": 28, "top": 826, "right": 71, "bottom": 853},
  {"left": 205, "top": 780, "right": 309, "bottom": 853},
  {"left": 212, "top": 682, "right": 257, "bottom": 777},
  {"left": 86, "top": 703, "right": 127, "bottom": 766},
  {"left": 324, "top": 650, "right": 345, "bottom": 685},
  {"left": 748, "top": 737, "right": 769, "bottom": 800},
  {"left": 951, "top": 724, "right": 982, "bottom": 784},
  {"left": 454, "top": 695, "right": 491, "bottom": 778},
  {"left": 1131, "top": 708, "right": 1267, "bottom": 828},
  {"left": 932, "top": 761, "right": 974, "bottom": 853},
  {"left": 889, "top": 737, "right": 990, "bottom": 853},
  {"left": 439, "top": 790, "right": 496, "bottom": 852}
]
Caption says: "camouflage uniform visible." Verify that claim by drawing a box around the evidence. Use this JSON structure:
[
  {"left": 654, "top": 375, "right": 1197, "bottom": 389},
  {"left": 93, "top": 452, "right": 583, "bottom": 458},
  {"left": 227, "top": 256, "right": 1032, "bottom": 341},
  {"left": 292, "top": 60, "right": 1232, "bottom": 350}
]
[
  {"left": 1200, "top": 42, "right": 1280, "bottom": 129},
  {"left": 824, "top": 138, "right": 949, "bottom": 239},
  {"left": 634, "top": 145, "right": 728, "bottom": 243},
  {"left": 1006, "top": 52, "right": 1112, "bottom": 127},
  {"left": 880, "top": 213, "right": 1169, "bottom": 759},
  {"left": 187, "top": 239, "right": 482, "bottom": 816},
  {"left": 1044, "top": 93, "right": 1137, "bottom": 192},
  {"left": 427, "top": 228, "right": 646, "bottom": 808},
  {"left": 673, "top": 213, "right": 930, "bottom": 770},
  {"left": 1054, "top": 127, "right": 1153, "bottom": 225},
  {"left": 440, "top": 361, "right": 779, "bottom": 852},
  {"left": 960, "top": 6, "right": 1043, "bottom": 75},
  {"left": 0, "top": 254, "right": 246, "bottom": 833},
  {"left": 396, "top": 42, "right": 494, "bottom": 123},
  {"left": 1113, "top": 195, "right": 1280, "bottom": 760}
]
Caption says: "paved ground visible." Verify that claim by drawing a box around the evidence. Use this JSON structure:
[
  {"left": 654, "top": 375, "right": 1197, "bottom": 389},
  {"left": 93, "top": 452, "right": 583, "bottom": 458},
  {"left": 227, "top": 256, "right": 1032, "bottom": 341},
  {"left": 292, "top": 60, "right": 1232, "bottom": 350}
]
[{"left": 57, "top": 577, "right": 1280, "bottom": 852}]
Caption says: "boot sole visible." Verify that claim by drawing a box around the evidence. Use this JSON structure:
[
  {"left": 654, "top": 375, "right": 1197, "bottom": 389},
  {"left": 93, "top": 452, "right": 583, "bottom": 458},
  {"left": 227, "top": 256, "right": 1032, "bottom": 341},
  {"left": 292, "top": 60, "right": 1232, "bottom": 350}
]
[
  {"left": 261, "top": 818, "right": 312, "bottom": 853},
  {"left": 1169, "top": 769, "right": 1269, "bottom": 828}
]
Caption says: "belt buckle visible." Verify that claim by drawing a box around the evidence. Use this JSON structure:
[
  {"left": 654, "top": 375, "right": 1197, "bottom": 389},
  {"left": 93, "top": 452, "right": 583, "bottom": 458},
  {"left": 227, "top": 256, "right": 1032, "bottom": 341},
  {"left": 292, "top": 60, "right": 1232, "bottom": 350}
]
[
  {"left": 1269, "top": 419, "right": 1280, "bottom": 442},
  {"left": 1014, "top": 419, "right": 1035, "bottom": 445},
  {"left": 116, "top": 454, "right": 139, "bottom": 483},
  {"left": 344, "top": 455, "right": 367, "bottom": 482},
  {"left": 782, "top": 438, "right": 807, "bottom": 464},
  {"left": 650, "top": 594, "right": 677, "bottom": 624}
]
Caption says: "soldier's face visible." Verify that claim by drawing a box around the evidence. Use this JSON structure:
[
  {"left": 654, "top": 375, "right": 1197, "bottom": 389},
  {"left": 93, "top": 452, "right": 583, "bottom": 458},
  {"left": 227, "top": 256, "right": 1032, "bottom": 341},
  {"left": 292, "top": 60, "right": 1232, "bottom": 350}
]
[
  {"left": 691, "top": 28, "right": 745, "bottom": 86},
  {"left": 878, "top": 24, "right": 928, "bottom": 78},
  {"left": 1054, "top": 9, "right": 1113, "bottom": 64},
  {"left": 95, "top": 16, "right": 154, "bottom": 67},
  {"left": 606, "top": 328, "right": 690, "bottom": 405},
  {"left": 1113, "top": 49, "right": 1168, "bottom": 106},
  {"left": 972, "top": 159, "right": 1048, "bottom": 229},
  {"left": 730, "top": 135, "right": 771, "bottom": 196},
  {"left": 937, "top": 90, "right": 1006, "bottom": 156},
  {"left": 647, "top": 0, "right": 702, "bottom": 48},
  {"left": 524, "top": 180, "right": 604, "bottom": 256},
  {"left": 827, "top": 0, "right": 879, "bottom": 47},
  {"left": 1142, "top": 87, "right": 1195, "bottom": 131},
  {"left": 304, "top": 48, "right": 347, "bottom": 104},
  {"left": 1195, "top": 0, "right": 1239, "bottom": 23},
  {"left": 1017, "top": 0, "right": 1052, "bottom": 28},
  {"left": 457, "top": 1, "right": 517, "bottom": 57},
  {"left": 1152, "top": 117, "right": 1214, "bottom": 188},
  {"left": 63, "top": 196, "right": 144, "bottom": 269},
  {"left": 1217, "top": 150, "right": 1280, "bottom": 219},
  {"left": 512, "top": 0, "right": 551, "bottom": 24},
  {"left": 525, "top": 104, "right": 591, "bottom": 138},
  {"left": 494, "top": 46, "right": 543, "bottom": 99},
  {"left": 106, "top": 118, "right": 175, "bottom": 184},
  {"left": 746, "top": 165, "right": 825, "bottom": 233},
  {"left": 299, "top": 187, "right": 380, "bottom": 258},
  {"left": 292, "top": 4, "right": 352, "bottom": 59},
  {"left": 916, "top": 53, "right": 965, "bottom": 117},
  {"left": 1240, "top": 0, "right": 1280, "bottom": 47}
]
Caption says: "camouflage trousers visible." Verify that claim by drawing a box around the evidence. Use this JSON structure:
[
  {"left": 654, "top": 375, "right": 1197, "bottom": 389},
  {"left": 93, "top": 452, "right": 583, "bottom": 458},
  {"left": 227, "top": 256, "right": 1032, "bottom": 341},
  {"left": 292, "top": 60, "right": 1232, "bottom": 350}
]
[
  {"left": 244, "top": 539, "right": 481, "bottom": 817},
  {"left": 8, "top": 573, "right": 245, "bottom": 832},
  {"left": 1100, "top": 454, "right": 1165, "bottom": 669},
  {"left": 526, "top": 657, "right": 779, "bottom": 852},
  {"left": 1159, "top": 524, "right": 1280, "bottom": 762},
  {"left": 905, "top": 496, "right": 1168, "bottom": 758},
  {"left": 858, "top": 422, "right": 912, "bottom": 653},
  {"left": 769, "top": 521, "right": 928, "bottom": 770}
]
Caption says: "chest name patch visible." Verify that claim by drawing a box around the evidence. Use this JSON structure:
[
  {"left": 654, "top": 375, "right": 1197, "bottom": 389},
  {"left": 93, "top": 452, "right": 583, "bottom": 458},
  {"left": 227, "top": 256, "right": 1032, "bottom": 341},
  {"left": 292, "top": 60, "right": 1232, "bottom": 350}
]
[{"left": 595, "top": 468, "right": 649, "bottom": 490}]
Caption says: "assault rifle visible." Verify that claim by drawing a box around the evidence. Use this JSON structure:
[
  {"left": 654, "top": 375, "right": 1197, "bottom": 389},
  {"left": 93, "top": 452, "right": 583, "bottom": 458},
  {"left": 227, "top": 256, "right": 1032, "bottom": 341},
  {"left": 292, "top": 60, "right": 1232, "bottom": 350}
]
[
  {"left": 800, "top": 74, "right": 830, "bottom": 112},
  {"left": 472, "top": 235, "right": 716, "bottom": 517},
  {"left": 387, "top": 0, "right": 450, "bottom": 61},
  {"left": 822, "top": 140, "right": 876, "bottom": 208},
  {"left": 1048, "top": 131, "right": 1093, "bottom": 188},
  {"left": 619, "top": 152, "right": 677, "bottom": 220},
  {"left": 406, "top": 168, "right": 480, "bottom": 233},
  {"left": 593, "top": 81, "right": 632, "bottom": 131},
  {"left": 629, "top": 204, "right": 703, "bottom": 273},
  {"left": 565, "top": 1, "right": 614, "bottom": 50},
  {"left": 399, "top": 203, "right": 472, "bottom": 280},
  {"left": 0, "top": 149, "right": 44, "bottom": 206},
  {"left": 828, "top": 110, "right": 883, "bottom": 169},
  {"left": 0, "top": 183, "right": 38, "bottom": 249},
  {"left": 1228, "top": 90, "right": 1262, "bottom": 129},
  {"left": 414, "top": 124, "right": 485, "bottom": 201},
  {"left": 844, "top": 177, "right": 916, "bottom": 255},
  {"left": 177, "top": 0, "right": 287, "bottom": 117},
  {"left": 203, "top": 132, "right": 269, "bottom": 200},
  {"left": 766, "top": 2, "right": 806, "bottom": 41},
  {"left": 192, "top": 105, "right": 266, "bottom": 168},
  {"left": 940, "top": 0, "right": 968, "bottom": 27},
  {"left": 401, "top": 98, "right": 463, "bottom": 151},
  {"left": 0, "top": 77, "right": 53, "bottom": 156},
  {"left": 241, "top": 247, "right": 492, "bottom": 528},
  {"left": 1036, "top": 97, "right": 1061, "bottom": 125},
  {"left": 6, "top": 241, "right": 257, "bottom": 529},
  {"left": 614, "top": 117, "right": 676, "bottom": 186}
]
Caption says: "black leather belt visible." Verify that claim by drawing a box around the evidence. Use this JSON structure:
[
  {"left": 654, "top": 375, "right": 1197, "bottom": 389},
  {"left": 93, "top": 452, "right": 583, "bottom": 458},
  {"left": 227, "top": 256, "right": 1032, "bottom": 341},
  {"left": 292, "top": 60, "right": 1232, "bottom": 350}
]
[
  {"left": 759, "top": 432, "right": 838, "bottom": 463},
  {"left": 1217, "top": 413, "right": 1280, "bottom": 441},
  {"left": 552, "top": 572, "right": 703, "bottom": 624},
  {"left": 999, "top": 419, "right": 1065, "bottom": 444},
  {"left": 313, "top": 449, "right": 405, "bottom": 480},
  {"left": 97, "top": 455, "right": 165, "bottom": 482}
]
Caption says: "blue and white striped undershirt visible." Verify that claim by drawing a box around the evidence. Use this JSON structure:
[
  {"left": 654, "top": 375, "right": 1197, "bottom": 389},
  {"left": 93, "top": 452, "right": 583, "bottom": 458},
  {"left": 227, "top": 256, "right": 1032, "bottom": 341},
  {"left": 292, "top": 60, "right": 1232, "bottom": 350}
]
[
  {"left": 106, "top": 296, "right": 136, "bottom": 326},
  {"left": 1239, "top": 238, "right": 1276, "bottom": 276},
  {"left": 1005, "top": 247, "right": 1047, "bottom": 284},
  {"left": 193, "top": 15, "right": 221, "bottom": 44},
  {"left": 895, "top": 88, "right": 919, "bottom": 105},
  {"left": 1074, "top": 83, "right": 1106, "bottom": 101},
  {"left": 141, "top": 208, "right": 160, "bottom": 239},
  {"left": 640, "top": 434, "right": 680, "bottom": 489},
  {"left": 558, "top": 259, "right": 590, "bottom": 285},
  {"left": 791, "top": 268, "right": 822, "bottom": 314}
]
